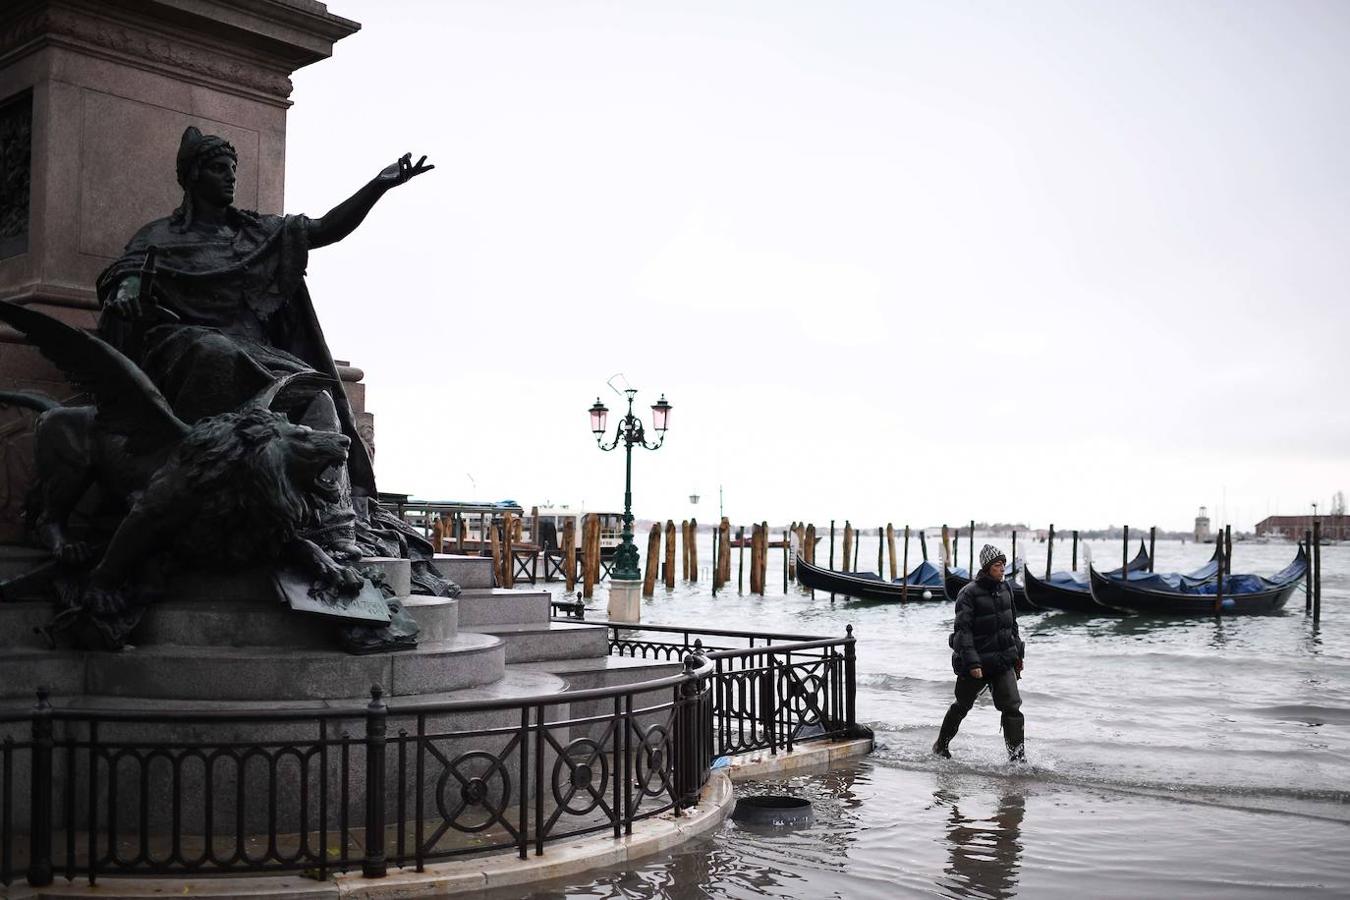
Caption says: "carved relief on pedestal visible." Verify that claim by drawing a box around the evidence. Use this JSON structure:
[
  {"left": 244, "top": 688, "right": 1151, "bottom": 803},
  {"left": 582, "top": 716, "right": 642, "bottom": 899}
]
[{"left": 0, "top": 90, "right": 31, "bottom": 260}]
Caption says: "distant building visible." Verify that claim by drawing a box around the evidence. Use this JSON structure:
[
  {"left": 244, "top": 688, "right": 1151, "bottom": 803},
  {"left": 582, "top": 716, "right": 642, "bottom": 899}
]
[
  {"left": 1254, "top": 515, "right": 1348, "bottom": 542},
  {"left": 1194, "top": 506, "right": 1212, "bottom": 543}
]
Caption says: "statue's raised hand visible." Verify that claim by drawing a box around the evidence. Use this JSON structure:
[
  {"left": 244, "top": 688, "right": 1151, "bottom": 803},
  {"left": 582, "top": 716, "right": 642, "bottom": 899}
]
[{"left": 377, "top": 153, "right": 434, "bottom": 187}]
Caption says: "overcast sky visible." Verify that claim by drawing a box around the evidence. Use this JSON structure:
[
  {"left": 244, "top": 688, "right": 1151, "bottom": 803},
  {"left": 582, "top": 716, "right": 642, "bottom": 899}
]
[{"left": 284, "top": 0, "right": 1349, "bottom": 532}]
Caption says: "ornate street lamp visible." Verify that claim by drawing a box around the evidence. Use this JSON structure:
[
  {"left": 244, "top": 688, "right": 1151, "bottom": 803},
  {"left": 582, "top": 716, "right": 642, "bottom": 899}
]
[{"left": 590, "top": 389, "right": 670, "bottom": 581}]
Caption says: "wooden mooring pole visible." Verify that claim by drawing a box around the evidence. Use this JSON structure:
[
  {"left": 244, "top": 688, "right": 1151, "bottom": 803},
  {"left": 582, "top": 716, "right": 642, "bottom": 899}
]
[
  {"left": 643, "top": 524, "right": 660, "bottom": 597},
  {"left": 969, "top": 519, "right": 975, "bottom": 573},
  {"left": 580, "top": 516, "right": 595, "bottom": 599},
  {"left": 1046, "top": 524, "right": 1055, "bottom": 579},
  {"left": 805, "top": 522, "right": 816, "bottom": 597},
  {"left": 711, "top": 518, "right": 719, "bottom": 596},
  {"left": 886, "top": 523, "right": 897, "bottom": 581},
  {"left": 1072, "top": 529, "right": 1079, "bottom": 571},
  {"left": 489, "top": 520, "right": 503, "bottom": 589},
  {"left": 919, "top": 529, "right": 928, "bottom": 562},
  {"left": 902, "top": 525, "right": 910, "bottom": 602},
  {"left": 689, "top": 518, "right": 699, "bottom": 584},
  {"left": 1225, "top": 525, "right": 1233, "bottom": 575},
  {"left": 501, "top": 512, "right": 515, "bottom": 589},
  {"left": 842, "top": 521, "right": 853, "bottom": 574},
  {"left": 737, "top": 525, "right": 745, "bottom": 594},
  {"left": 749, "top": 523, "right": 763, "bottom": 595},
  {"left": 1122, "top": 525, "right": 1129, "bottom": 577},
  {"left": 1305, "top": 528, "right": 1313, "bottom": 613},
  {"left": 563, "top": 517, "right": 577, "bottom": 593},
  {"left": 718, "top": 518, "right": 731, "bottom": 587},
  {"left": 664, "top": 520, "right": 676, "bottom": 590},
  {"left": 1313, "top": 519, "right": 1322, "bottom": 623},
  {"left": 758, "top": 521, "right": 769, "bottom": 594},
  {"left": 1148, "top": 526, "right": 1157, "bottom": 572},
  {"left": 1214, "top": 537, "right": 1225, "bottom": 616},
  {"left": 876, "top": 526, "right": 884, "bottom": 577},
  {"left": 680, "top": 520, "right": 691, "bottom": 582}
]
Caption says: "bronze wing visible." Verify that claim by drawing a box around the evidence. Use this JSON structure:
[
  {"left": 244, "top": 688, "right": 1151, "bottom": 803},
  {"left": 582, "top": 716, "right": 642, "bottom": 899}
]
[{"left": 0, "top": 301, "right": 190, "bottom": 453}]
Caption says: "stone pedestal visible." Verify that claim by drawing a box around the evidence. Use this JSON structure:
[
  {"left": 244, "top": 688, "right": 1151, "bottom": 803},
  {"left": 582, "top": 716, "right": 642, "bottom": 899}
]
[
  {"left": 0, "top": 0, "right": 360, "bottom": 541},
  {"left": 607, "top": 578, "right": 642, "bottom": 624}
]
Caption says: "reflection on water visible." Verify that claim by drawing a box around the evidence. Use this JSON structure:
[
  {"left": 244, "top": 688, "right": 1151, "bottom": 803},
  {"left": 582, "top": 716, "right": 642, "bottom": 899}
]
[
  {"left": 933, "top": 784, "right": 1025, "bottom": 900},
  {"left": 493, "top": 759, "right": 1350, "bottom": 899}
]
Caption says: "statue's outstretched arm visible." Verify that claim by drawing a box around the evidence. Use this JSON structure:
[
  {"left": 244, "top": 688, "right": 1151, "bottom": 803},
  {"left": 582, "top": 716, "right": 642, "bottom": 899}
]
[{"left": 308, "top": 153, "right": 434, "bottom": 249}]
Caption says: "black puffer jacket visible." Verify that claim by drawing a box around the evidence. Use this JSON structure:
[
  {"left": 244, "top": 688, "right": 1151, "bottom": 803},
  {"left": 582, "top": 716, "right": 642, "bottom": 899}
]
[{"left": 949, "top": 576, "right": 1025, "bottom": 676}]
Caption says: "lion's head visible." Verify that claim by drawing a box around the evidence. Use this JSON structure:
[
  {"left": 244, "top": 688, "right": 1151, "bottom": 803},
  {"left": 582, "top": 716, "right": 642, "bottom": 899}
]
[{"left": 170, "top": 405, "right": 350, "bottom": 563}]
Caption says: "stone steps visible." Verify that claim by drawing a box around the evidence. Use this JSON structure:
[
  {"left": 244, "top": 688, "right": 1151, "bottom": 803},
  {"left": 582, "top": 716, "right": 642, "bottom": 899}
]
[
  {"left": 454, "top": 587, "right": 551, "bottom": 628},
  {"left": 477, "top": 621, "right": 609, "bottom": 664},
  {"left": 0, "top": 598, "right": 53, "bottom": 649},
  {"left": 515, "top": 655, "right": 684, "bottom": 742},
  {"left": 65, "top": 632, "right": 505, "bottom": 702},
  {"left": 131, "top": 593, "right": 460, "bottom": 648},
  {"left": 400, "top": 595, "right": 458, "bottom": 642},
  {"left": 0, "top": 648, "right": 87, "bottom": 698},
  {"left": 433, "top": 554, "right": 495, "bottom": 590}
]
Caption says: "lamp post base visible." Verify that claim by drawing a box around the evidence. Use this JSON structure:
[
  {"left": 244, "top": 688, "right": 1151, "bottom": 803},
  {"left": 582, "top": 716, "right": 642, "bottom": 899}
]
[{"left": 607, "top": 578, "right": 642, "bottom": 624}]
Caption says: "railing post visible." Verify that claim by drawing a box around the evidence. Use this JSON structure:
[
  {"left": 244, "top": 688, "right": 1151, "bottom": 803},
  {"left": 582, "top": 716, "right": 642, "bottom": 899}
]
[
  {"left": 764, "top": 651, "right": 778, "bottom": 755},
  {"left": 26, "top": 687, "right": 53, "bottom": 887},
  {"left": 362, "top": 685, "right": 388, "bottom": 879},
  {"left": 674, "top": 655, "right": 705, "bottom": 810},
  {"left": 844, "top": 625, "right": 857, "bottom": 733}
]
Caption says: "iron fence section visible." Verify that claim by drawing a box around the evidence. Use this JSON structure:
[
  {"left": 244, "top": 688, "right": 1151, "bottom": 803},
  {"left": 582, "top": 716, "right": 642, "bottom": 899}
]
[
  {"left": 0, "top": 657, "right": 713, "bottom": 888},
  {"left": 600, "top": 622, "right": 858, "bottom": 758}
]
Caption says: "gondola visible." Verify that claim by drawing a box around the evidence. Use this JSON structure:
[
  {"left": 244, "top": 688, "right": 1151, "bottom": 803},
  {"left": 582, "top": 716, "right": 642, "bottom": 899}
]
[
  {"left": 794, "top": 555, "right": 947, "bottom": 602},
  {"left": 1022, "top": 540, "right": 1152, "bottom": 614},
  {"left": 943, "top": 564, "right": 1036, "bottom": 612},
  {"left": 1088, "top": 545, "right": 1307, "bottom": 615}
]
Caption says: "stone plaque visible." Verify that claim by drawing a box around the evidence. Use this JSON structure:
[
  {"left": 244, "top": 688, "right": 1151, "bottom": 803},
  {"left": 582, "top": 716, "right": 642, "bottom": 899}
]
[
  {"left": 274, "top": 567, "right": 392, "bottom": 625},
  {"left": 0, "top": 90, "right": 31, "bottom": 260}
]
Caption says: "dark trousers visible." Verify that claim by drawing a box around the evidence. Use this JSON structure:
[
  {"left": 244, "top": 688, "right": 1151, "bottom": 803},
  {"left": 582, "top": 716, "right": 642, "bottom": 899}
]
[{"left": 942, "top": 669, "right": 1024, "bottom": 740}]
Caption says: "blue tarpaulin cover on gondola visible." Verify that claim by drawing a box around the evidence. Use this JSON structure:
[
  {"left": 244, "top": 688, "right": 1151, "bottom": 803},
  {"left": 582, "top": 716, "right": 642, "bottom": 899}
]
[
  {"left": 897, "top": 561, "right": 944, "bottom": 587},
  {"left": 1106, "top": 553, "right": 1306, "bottom": 596},
  {"left": 1046, "top": 571, "right": 1090, "bottom": 589},
  {"left": 845, "top": 560, "right": 944, "bottom": 588}
]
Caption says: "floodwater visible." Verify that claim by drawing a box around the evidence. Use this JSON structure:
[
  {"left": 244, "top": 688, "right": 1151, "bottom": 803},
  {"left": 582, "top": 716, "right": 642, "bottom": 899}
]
[{"left": 491, "top": 537, "right": 1350, "bottom": 898}]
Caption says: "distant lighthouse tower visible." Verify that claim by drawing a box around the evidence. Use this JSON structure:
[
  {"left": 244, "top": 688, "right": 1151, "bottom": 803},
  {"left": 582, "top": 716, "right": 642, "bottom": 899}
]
[{"left": 1194, "top": 506, "right": 1212, "bottom": 543}]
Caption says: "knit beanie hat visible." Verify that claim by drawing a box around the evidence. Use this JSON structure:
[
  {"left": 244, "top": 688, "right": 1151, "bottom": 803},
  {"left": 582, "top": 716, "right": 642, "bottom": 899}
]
[{"left": 979, "top": 544, "right": 1007, "bottom": 572}]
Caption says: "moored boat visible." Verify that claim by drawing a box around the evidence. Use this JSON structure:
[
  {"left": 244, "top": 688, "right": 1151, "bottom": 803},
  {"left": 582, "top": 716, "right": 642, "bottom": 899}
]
[
  {"left": 1088, "top": 546, "right": 1307, "bottom": 615},
  {"left": 1023, "top": 540, "right": 1152, "bottom": 614},
  {"left": 795, "top": 556, "right": 946, "bottom": 602}
]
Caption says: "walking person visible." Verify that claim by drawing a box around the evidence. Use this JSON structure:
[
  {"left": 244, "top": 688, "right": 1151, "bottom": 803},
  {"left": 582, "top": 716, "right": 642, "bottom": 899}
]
[{"left": 933, "top": 544, "right": 1027, "bottom": 761}]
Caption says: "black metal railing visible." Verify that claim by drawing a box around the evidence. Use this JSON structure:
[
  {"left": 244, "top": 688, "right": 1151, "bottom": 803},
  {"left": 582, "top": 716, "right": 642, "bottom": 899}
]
[
  {"left": 600, "top": 622, "right": 858, "bottom": 758},
  {"left": 0, "top": 655, "right": 714, "bottom": 887}
]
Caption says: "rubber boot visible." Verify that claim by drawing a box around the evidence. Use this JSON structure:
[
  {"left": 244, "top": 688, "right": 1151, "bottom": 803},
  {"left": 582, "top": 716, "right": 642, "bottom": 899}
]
[
  {"left": 1003, "top": 714, "right": 1026, "bottom": 763},
  {"left": 932, "top": 706, "right": 964, "bottom": 758}
]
